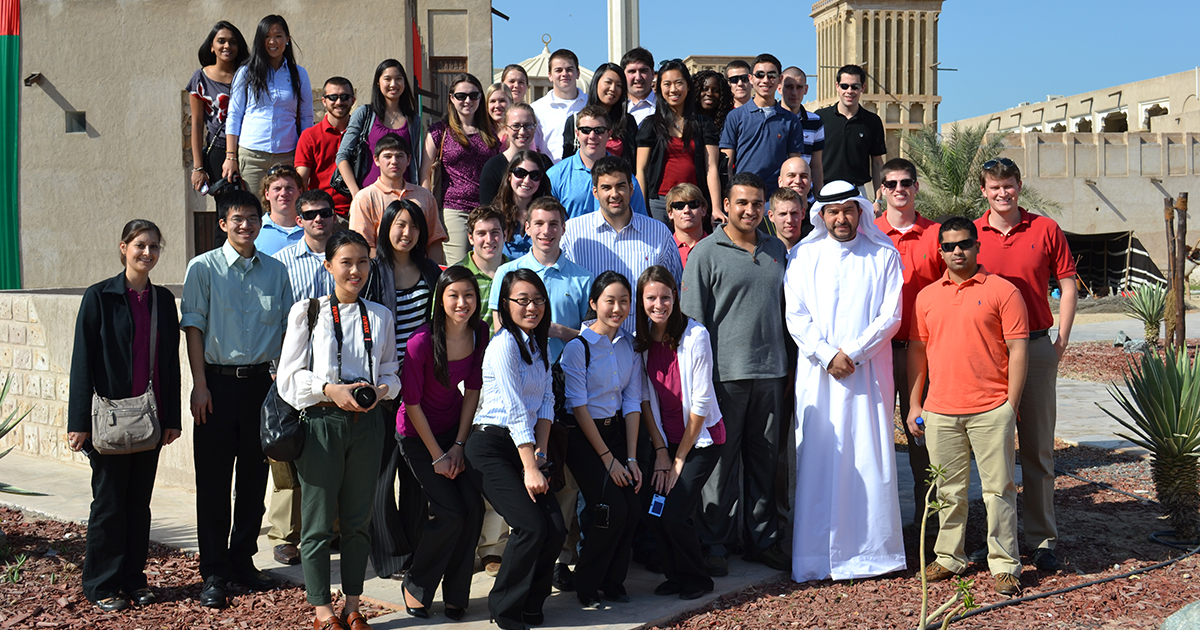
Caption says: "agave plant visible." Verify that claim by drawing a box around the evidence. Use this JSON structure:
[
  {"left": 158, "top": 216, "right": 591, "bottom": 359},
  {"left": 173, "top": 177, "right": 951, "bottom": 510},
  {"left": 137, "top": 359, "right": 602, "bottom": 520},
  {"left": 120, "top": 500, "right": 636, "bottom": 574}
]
[
  {"left": 1098, "top": 348, "right": 1200, "bottom": 539},
  {"left": 0, "top": 375, "right": 36, "bottom": 495},
  {"left": 1123, "top": 284, "right": 1167, "bottom": 346}
]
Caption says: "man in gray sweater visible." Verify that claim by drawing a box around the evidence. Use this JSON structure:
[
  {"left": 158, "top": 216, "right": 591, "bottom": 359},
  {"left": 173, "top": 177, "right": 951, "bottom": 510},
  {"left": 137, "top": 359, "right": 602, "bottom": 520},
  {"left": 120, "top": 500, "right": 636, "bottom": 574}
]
[{"left": 681, "top": 172, "right": 791, "bottom": 575}]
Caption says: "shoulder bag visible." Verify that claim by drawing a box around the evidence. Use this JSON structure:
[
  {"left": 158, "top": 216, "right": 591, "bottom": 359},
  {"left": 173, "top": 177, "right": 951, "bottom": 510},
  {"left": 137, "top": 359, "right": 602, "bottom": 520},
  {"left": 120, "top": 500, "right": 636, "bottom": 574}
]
[
  {"left": 91, "top": 289, "right": 162, "bottom": 455},
  {"left": 330, "top": 109, "right": 377, "bottom": 197},
  {"left": 260, "top": 298, "right": 320, "bottom": 462}
]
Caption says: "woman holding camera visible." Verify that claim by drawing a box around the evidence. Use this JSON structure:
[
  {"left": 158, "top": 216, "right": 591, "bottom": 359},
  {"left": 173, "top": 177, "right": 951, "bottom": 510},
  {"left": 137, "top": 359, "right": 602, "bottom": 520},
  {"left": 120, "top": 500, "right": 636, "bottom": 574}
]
[
  {"left": 397, "top": 266, "right": 490, "bottom": 621},
  {"left": 634, "top": 265, "right": 725, "bottom": 601},
  {"left": 277, "top": 229, "right": 399, "bottom": 630},
  {"left": 465, "top": 269, "right": 565, "bottom": 630},
  {"left": 561, "top": 271, "right": 643, "bottom": 609}
]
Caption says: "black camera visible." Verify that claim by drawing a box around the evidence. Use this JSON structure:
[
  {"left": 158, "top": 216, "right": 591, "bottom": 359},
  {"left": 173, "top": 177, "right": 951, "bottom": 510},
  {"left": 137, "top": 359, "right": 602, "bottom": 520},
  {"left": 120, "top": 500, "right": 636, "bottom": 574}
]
[
  {"left": 345, "top": 378, "right": 377, "bottom": 408},
  {"left": 593, "top": 503, "right": 611, "bottom": 529},
  {"left": 204, "top": 175, "right": 246, "bottom": 197}
]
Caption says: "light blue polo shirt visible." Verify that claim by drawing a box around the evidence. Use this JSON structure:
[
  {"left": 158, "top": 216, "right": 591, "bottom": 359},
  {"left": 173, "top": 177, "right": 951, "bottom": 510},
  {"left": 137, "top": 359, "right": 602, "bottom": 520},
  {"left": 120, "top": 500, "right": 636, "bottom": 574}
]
[
  {"left": 488, "top": 251, "right": 594, "bottom": 361},
  {"left": 254, "top": 214, "right": 304, "bottom": 257},
  {"left": 548, "top": 152, "right": 649, "bottom": 220}
]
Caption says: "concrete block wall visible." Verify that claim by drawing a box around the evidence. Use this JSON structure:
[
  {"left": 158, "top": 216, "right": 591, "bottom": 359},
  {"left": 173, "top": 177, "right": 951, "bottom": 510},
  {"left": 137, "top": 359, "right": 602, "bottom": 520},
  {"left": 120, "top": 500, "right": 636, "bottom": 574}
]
[{"left": 0, "top": 292, "right": 196, "bottom": 489}]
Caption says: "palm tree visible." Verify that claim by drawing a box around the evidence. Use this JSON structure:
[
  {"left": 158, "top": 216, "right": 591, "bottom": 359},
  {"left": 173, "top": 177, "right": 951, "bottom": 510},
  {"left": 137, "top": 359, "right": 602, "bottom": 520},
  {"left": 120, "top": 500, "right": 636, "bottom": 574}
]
[{"left": 903, "top": 123, "right": 1061, "bottom": 220}]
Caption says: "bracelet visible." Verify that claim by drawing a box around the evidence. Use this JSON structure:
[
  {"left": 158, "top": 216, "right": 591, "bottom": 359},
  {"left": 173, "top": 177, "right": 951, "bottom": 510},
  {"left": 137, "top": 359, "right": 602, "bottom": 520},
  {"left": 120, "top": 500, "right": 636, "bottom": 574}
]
[
  {"left": 598, "top": 450, "right": 611, "bottom": 459},
  {"left": 454, "top": 441, "right": 465, "bottom": 447},
  {"left": 655, "top": 446, "right": 668, "bottom": 452},
  {"left": 192, "top": 166, "right": 206, "bottom": 173},
  {"left": 627, "top": 457, "right": 638, "bottom": 463},
  {"left": 653, "top": 468, "right": 668, "bottom": 472},
  {"left": 224, "top": 156, "right": 236, "bottom": 161},
  {"left": 432, "top": 452, "right": 450, "bottom": 466},
  {"left": 535, "top": 451, "right": 547, "bottom": 459}
]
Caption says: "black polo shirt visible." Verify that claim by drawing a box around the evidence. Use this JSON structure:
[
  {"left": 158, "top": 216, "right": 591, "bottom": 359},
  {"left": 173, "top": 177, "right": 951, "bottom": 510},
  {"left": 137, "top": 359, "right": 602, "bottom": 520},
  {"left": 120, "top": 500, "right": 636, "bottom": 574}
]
[{"left": 816, "top": 104, "right": 887, "bottom": 186}]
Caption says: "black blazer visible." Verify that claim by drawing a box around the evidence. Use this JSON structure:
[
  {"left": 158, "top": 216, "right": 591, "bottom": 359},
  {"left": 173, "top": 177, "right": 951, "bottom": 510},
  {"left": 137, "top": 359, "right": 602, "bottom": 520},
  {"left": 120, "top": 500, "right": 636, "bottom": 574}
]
[{"left": 67, "top": 273, "right": 182, "bottom": 433}]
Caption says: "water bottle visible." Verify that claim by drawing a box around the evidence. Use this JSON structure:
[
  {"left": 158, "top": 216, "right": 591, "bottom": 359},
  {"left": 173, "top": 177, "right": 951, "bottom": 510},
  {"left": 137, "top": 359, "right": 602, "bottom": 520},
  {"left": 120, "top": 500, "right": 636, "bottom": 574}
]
[{"left": 913, "top": 417, "right": 925, "bottom": 447}]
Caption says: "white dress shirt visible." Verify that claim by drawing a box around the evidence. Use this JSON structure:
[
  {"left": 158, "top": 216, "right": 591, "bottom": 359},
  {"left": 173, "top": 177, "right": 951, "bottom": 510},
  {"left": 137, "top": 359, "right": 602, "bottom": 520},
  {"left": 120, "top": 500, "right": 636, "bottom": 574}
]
[{"left": 531, "top": 89, "right": 589, "bottom": 163}]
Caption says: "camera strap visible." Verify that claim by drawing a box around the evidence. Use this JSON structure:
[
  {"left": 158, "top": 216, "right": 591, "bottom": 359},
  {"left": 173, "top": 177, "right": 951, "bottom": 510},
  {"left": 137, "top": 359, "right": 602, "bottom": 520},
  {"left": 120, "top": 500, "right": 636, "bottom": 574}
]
[{"left": 329, "top": 295, "right": 374, "bottom": 385}]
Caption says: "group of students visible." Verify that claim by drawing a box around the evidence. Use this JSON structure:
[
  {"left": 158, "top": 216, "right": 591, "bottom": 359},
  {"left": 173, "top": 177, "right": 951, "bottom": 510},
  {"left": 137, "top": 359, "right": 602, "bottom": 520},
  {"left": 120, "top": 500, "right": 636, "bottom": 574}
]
[{"left": 65, "top": 12, "right": 1079, "bottom": 630}]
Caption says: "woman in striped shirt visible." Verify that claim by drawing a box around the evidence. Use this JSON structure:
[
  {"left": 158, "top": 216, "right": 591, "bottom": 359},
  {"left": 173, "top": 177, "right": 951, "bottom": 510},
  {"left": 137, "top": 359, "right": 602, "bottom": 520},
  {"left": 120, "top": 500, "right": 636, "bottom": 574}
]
[{"left": 364, "top": 199, "right": 443, "bottom": 581}]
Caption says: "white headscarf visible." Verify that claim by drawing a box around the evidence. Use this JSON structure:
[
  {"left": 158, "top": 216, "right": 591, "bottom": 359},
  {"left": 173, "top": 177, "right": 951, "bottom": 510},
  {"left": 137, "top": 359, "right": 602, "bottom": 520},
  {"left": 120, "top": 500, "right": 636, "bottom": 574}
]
[{"left": 802, "top": 180, "right": 897, "bottom": 252}]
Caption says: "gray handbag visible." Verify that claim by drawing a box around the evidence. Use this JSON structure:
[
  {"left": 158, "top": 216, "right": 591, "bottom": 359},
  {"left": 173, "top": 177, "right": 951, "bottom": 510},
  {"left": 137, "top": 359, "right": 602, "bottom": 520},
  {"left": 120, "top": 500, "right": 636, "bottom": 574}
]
[{"left": 91, "top": 289, "right": 161, "bottom": 455}]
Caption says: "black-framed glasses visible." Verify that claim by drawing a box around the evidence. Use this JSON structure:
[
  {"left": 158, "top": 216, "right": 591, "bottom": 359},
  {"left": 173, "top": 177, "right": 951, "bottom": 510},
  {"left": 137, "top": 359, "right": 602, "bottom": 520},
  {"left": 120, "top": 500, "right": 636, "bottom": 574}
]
[
  {"left": 578, "top": 125, "right": 609, "bottom": 136},
  {"left": 507, "top": 122, "right": 537, "bottom": 132},
  {"left": 507, "top": 296, "right": 547, "bottom": 307},
  {"left": 670, "top": 200, "right": 703, "bottom": 211},
  {"left": 982, "top": 157, "right": 1017, "bottom": 170},
  {"left": 881, "top": 178, "right": 915, "bottom": 189},
  {"left": 322, "top": 93, "right": 353, "bottom": 102},
  {"left": 727, "top": 74, "right": 751, "bottom": 86},
  {"left": 753, "top": 70, "right": 780, "bottom": 80},
  {"left": 940, "top": 238, "right": 976, "bottom": 253},
  {"left": 511, "top": 167, "right": 543, "bottom": 182},
  {"left": 451, "top": 91, "right": 482, "bottom": 102},
  {"left": 300, "top": 207, "right": 335, "bottom": 221},
  {"left": 838, "top": 82, "right": 863, "bottom": 91}
]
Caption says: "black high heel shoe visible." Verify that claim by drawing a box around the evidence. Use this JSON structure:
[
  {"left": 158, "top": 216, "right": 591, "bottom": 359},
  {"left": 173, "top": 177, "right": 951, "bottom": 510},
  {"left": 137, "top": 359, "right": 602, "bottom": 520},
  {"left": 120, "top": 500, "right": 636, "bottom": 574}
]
[{"left": 406, "top": 604, "right": 429, "bottom": 619}]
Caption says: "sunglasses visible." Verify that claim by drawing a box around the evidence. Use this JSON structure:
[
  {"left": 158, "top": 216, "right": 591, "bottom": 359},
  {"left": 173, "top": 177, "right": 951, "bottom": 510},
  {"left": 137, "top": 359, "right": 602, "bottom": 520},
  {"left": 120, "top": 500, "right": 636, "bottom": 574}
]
[
  {"left": 727, "top": 74, "right": 751, "bottom": 86},
  {"left": 511, "top": 167, "right": 543, "bottom": 181},
  {"left": 982, "top": 157, "right": 1017, "bottom": 170},
  {"left": 578, "top": 125, "right": 609, "bottom": 136},
  {"left": 881, "top": 178, "right": 915, "bottom": 189},
  {"left": 657, "top": 58, "right": 683, "bottom": 68},
  {"left": 838, "top": 82, "right": 863, "bottom": 91},
  {"left": 266, "top": 163, "right": 296, "bottom": 176},
  {"left": 753, "top": 70, "right": 780, "bottom": 80},
  {"left": 670, "top": 200, "right": 703, "bottom": 211},
  {"left": 322, "top": 93, "right": 353, "bottom": 102},
  {"left": 451, "top": 91, "right": 482, "bottom": 102},
  {"left": 507, "top": 122, "right": 537, "bottom": 132},
  {"left": 300, "top": 207, "right": 335, "bottom": 221},
  {"left": 940, "top": 238, "right": 976, "bottom": 253}
]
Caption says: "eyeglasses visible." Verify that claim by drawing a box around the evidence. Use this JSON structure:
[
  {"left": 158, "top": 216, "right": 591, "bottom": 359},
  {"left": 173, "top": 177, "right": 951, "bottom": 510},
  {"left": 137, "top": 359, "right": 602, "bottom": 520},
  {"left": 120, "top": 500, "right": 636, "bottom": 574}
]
[
  {"left": 323, "top": 93, "right": 353, "bottom": 102},
  {"left": 982, "top": 157, "right": 1017, "bottom": 170},
  {"left": 300, "top": 207, "right": 335, "bottom": 221},
  {"left": 507, "top": 122, "right": 537, "bottom": 132},
  {"left": 223, "top": 215, "right": 262, "bottom": 227},
  {"left": 670, "top": 200, "right": 703, "bottom": 211},
  {"left": 577, "top": 125, "right": 609, "bottom": 136},
  {"left": 940, "top": 238, "right": 976, "bottom": 253},
  {"left": 727, "top": 74, "right": 751, "bottom": 86},
  {"left": 511, "top": 167, "right": 543, "bottom": 182},
  {"left": 881, "top": 178, "right": 915, "bottom": 189},
  {"left": 507, "top": 296, "right": 547, "bottom": 307},
  {"left": 838, "top": 83, "right": 863, "bottom": 91},
  {"left": 451, "top": 91, "right": 482, "bottom": 102},
  {"left": 753, "top": 70, "right": 780, "bottom": 80}
]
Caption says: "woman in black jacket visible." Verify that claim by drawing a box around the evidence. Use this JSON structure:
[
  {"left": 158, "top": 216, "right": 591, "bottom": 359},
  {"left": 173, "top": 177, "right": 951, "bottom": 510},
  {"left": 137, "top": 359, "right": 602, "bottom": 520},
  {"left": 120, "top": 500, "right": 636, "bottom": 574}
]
[{"left": 67, "top": 220, "right": 182, "bottom": 612}]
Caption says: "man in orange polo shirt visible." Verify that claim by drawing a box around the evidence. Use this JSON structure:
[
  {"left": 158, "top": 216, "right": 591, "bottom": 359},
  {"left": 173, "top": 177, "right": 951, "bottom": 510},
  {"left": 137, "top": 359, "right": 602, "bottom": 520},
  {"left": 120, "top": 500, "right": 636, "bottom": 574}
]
[
  {"left": 973, "top": 158, "right": 1076, "bottom": 572},
  {"left": 873, "top": 158, "right": 945, "bottom": 520},
  {"left": 348, "top": 133, "right": 446, "bottom": 263},
  {"left": 907, "top": 216, "right": 1029, "bottom": 597}
]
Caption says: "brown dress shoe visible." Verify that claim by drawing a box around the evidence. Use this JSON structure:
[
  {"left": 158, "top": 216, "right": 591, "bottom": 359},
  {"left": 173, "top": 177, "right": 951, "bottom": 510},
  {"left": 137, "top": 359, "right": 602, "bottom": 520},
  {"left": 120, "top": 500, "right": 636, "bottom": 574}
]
[
  {"left": 343, "top": 611, "right": 372, "bottom": 630},
  {"left": 274, "top": 543, "right": 301, "bottom": 565},
  {"left": 994, "top": 572, "right": 1022, "bottom": 596},
  {"left": 922, "top": 560, "right": 958, "bottom": 582},
  {"left": 314, "top": 615, "right": 348, "bottom": 630}
]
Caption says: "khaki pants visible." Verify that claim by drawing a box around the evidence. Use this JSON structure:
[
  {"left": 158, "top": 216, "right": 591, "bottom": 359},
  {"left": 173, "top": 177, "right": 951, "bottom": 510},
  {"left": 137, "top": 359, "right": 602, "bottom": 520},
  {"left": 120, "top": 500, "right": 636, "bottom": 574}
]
[
  {"left": 477, "top": 500, "right": 510, "bottom": 560},
  {"left": 441, "top": 207, "right": 470, "bottom": 267},
  {"left": 267, "top": 460, "right": 302, "bottom": 545},
  {"left": 238, "top": 148, "right": 295, "bottom": 200},
  {"left": 1019, "top": 335, "right": 1059, "bottom": 551},
  {"left": 926, "top": 403, "right": 1021, "bottom": 576},
  {"left": 555, "top": 468, "right": 581, "bottom": 565}
]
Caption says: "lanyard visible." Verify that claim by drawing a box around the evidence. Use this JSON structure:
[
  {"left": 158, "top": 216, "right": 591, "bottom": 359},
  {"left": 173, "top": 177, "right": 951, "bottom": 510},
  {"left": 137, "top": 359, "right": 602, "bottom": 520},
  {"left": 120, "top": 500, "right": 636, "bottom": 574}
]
[{"left": 329, "top": 295, "right": 374, "bottom": 384}]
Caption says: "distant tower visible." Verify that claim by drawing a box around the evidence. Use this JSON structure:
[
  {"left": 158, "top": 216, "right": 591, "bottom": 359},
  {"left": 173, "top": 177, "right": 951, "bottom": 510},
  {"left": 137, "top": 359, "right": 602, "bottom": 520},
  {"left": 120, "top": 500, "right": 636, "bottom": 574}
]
[
  {"left": 811, "top": 0, "right": 944, "bottom": 157},
  {"left": 608, "top": 0, "right": 639, "bottom": 63}
]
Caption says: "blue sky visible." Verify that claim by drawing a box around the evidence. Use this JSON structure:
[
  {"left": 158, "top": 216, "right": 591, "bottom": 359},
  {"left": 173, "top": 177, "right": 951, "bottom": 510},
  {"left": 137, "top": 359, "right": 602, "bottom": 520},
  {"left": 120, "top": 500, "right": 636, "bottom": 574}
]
[{"left": 491, "top": 0, "right": 1200, "bottom": 124}]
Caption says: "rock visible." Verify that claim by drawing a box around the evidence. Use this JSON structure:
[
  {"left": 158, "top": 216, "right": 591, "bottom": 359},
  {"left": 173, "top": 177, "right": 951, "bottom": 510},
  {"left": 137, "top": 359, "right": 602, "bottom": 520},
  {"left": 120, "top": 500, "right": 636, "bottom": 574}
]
[
  {"left": 1115, "top": 331, "right": 1131, "bottom": 347},
  {"left": 1123, "top": 340, "right": 1150, "bottom": 354},
  {"left": 1162, "top": 600, "right": 1200, "bottom": 629}
]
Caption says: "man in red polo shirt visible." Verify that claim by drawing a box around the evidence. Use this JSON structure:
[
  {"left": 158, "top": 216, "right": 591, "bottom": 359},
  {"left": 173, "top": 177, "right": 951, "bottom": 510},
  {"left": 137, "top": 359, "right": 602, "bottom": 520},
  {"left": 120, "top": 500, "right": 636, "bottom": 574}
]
[
  {"left": 973, "top": 157, "right": 1076, "bottom": 572},
  {"left": 907, "top": 216, "right": 1029, "bottom": 596},
  {"left": 873, "top": 157, "right": 944, "bottom": 521},
  {"left": 295, "top": 77, "right": 355, "bottom": 219}
]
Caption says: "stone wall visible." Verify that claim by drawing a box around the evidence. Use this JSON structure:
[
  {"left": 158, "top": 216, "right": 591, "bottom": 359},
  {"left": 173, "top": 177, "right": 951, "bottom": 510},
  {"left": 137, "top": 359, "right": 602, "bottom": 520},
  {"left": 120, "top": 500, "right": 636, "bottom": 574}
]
[{"left": 0, "top": 292, "right": 196, "bottom": 489}]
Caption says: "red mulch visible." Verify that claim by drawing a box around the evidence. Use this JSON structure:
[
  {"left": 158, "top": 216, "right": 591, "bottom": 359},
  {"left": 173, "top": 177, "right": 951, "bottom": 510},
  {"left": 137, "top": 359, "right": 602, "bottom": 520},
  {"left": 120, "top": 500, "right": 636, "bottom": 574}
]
[
  {"left": 653, "top": 443, "right": 1200, "bottom": 629},
  {"left": 0, "top": 510, "right": 394, "bottom": 628},
  {"left": 1058, "top": 340, "right": 1200, "bottom": 384}
]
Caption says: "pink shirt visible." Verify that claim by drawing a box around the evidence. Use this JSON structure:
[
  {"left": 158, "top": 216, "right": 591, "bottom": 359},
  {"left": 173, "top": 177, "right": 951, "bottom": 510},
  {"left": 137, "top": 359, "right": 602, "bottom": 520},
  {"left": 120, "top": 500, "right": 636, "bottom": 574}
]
[
  {"left": 398, "top": 324, "right": 489, "bottom": 437},
  {"left": 647, "top": 341, "right": 685, "bottom": 444}
]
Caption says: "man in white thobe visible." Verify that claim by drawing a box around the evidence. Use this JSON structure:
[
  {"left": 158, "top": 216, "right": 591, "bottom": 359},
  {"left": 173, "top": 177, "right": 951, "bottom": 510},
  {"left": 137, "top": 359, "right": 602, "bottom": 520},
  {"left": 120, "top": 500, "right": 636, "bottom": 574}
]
[{"left": 784, "top": 180, "right": 906, "bottom": 582}]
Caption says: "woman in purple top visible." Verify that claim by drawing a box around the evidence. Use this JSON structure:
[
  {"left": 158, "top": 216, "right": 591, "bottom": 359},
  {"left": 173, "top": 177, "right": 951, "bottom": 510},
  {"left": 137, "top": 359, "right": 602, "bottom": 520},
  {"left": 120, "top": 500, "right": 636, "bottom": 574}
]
[
  {"left": 396, "top": 265, "right": 489, "bottom": 621},
  {"left": 420, "top": 72, "right": 502, "bottom": 266},
  {"left": 336, "top": 59, "right": 422, "bottom": 196}
]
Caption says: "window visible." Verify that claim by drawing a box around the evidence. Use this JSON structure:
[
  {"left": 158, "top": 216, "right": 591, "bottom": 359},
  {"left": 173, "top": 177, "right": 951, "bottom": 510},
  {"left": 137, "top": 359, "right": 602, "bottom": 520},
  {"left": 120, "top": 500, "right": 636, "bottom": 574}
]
[{"left": 65, "top": 111, "right": 86, "bottom": 134}]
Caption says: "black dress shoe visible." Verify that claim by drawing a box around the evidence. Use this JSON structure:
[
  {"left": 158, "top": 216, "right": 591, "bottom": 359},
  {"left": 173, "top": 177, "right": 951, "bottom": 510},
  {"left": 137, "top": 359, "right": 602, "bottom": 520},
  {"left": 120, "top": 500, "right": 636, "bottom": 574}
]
[
  {"left": 199, "top": 576, "right": 227, "bottom": 609},
  {"left": 491, "top": 616, "right": 526, "bottom": 630},
  {"left": 551, "top": 562, "right": 574, "bottom": 591},
  {"left": 444, "top": 606, "right": 465, "bottom": 621},
  {"left": 129, "top": 587, "right": 156, "bottom": 606},
  {"left": 654, "top": 580, "right": 683, "bottom": 596},
  {"left": 680, "top": 585, "right": 711, "bottom": 600},
  {"left": 273, "top": 543, "right": 301, "bottom": 565},
  {"left": 96, "top": 595, "right": 130, "bottom": 612},
  {"left": 521, "top": 611, "right": 544, "bottom": 626},
  {"left": 232, "top": 566, "right": 277, "bottom": 592},
  {"left": 1033, "top": 548, "right": 1061, "bottom": 571}
]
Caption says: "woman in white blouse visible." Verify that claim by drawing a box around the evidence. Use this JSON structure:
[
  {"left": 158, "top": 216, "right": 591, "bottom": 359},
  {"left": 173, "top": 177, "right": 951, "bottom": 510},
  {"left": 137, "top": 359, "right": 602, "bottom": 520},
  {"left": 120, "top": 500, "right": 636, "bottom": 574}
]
[
  {"left": 634, "top": 265, "right": 726, "bottom": 602},
  {"left": 464, "top": 268, "right": 566, "bottom": 630},
  {"left": 277, "top": 229, "right": 399, "bottom": 630}
]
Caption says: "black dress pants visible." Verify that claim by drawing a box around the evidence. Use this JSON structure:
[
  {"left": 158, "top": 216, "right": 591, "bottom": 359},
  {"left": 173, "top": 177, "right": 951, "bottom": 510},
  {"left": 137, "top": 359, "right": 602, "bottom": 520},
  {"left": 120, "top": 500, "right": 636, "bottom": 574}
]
[
  {"left": 466, "top": 427, "right": 565, "bottom": 626},
  {"left": 82, "top": 445, "right": 161, "bottom": 602},
  {"left": 566, "top": 418, "right": 639, "bottom": 602},
  {"left": 652, "top": 442, "right": 722, "bottom": 593},
  {"left": 193, "top": 370, "right": 271, "bottom": 579},
  {"left": 399, "top": 431, "right": 484, "bottom": 609},
  {"left": 368, "top": 411, "right": 427, "bottom": 579}
]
